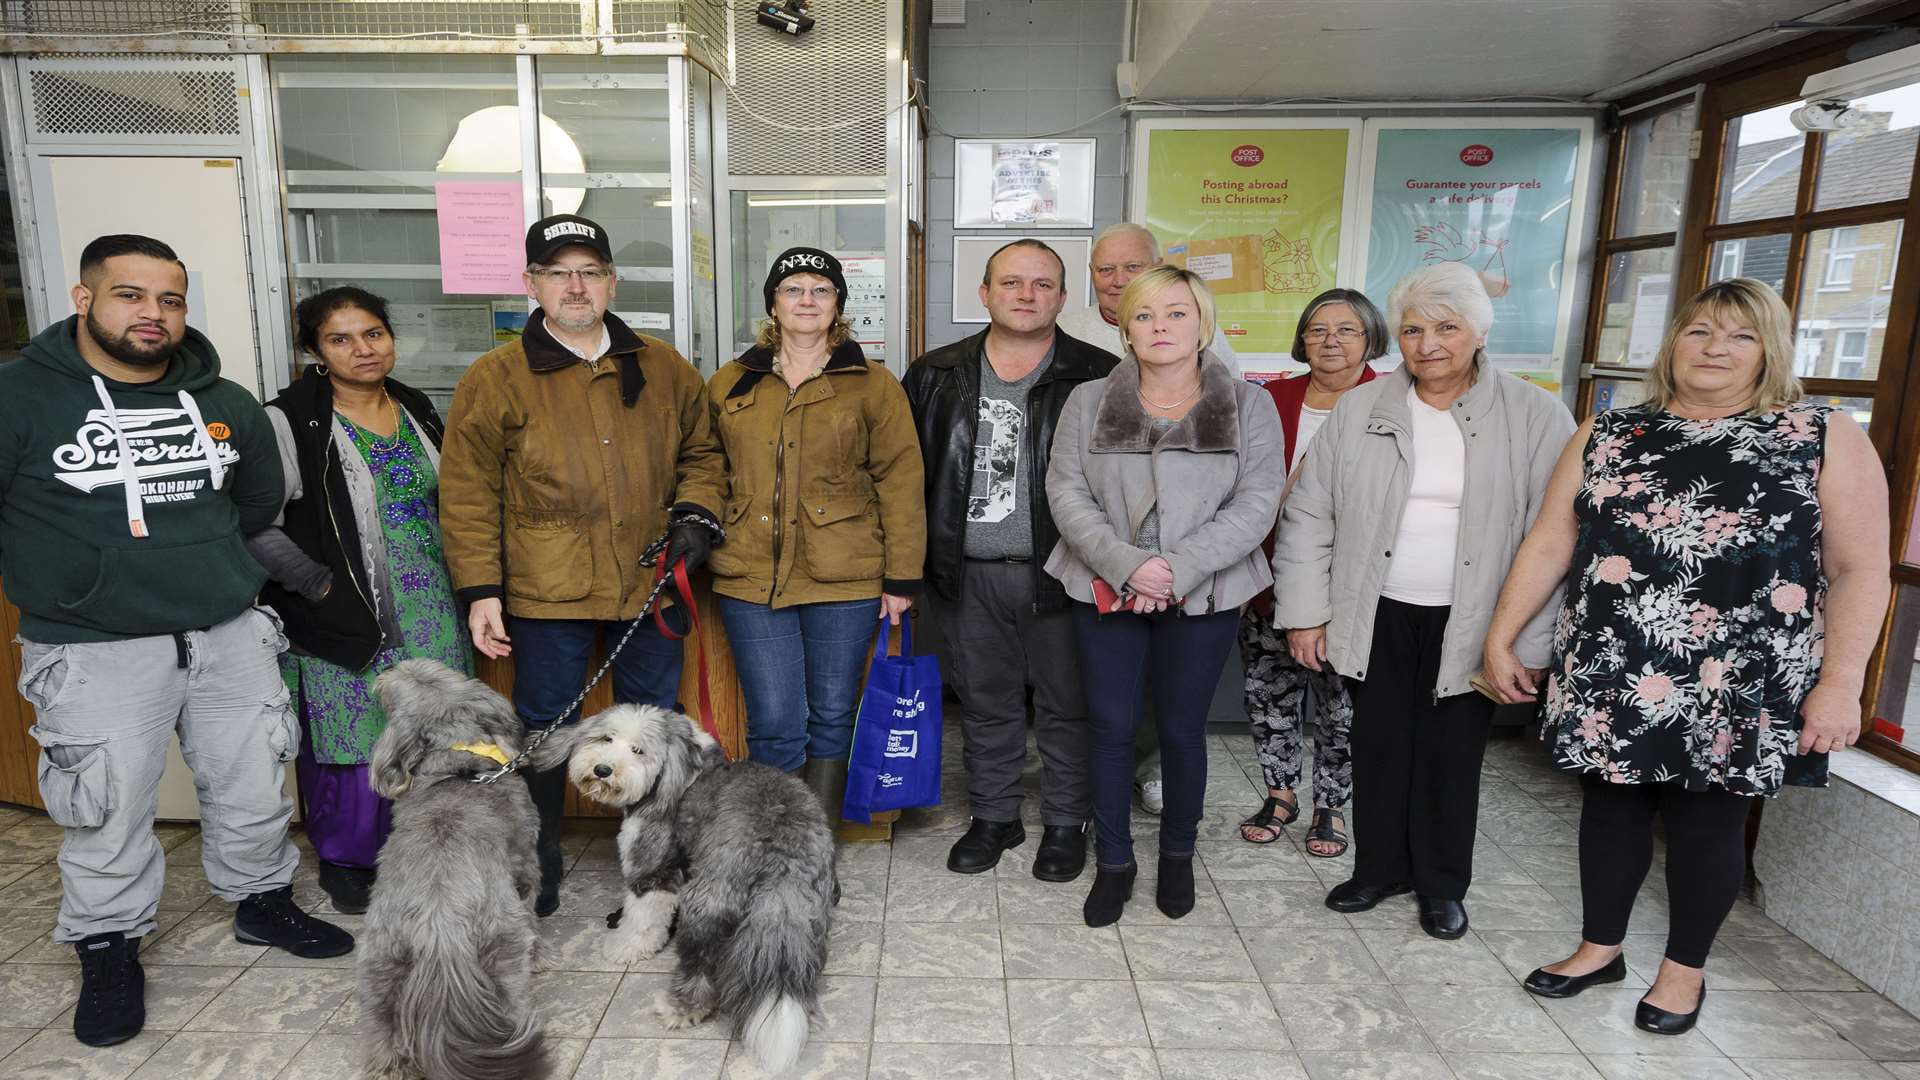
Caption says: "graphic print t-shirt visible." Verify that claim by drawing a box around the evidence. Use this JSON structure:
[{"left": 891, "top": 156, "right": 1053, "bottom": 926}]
[{"left": 963, "top": 345, "right": 1052, "bottom": 559}]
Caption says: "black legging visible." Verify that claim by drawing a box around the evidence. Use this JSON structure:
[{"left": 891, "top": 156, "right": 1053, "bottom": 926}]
[{"left": 1577, "top": 773, "right": 1754, "bottom": 968}]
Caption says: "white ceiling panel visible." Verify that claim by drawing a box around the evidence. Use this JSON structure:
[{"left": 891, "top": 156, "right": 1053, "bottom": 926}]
[{"left": 1131, "top": 0, "right": 1906, "bottom": 102}]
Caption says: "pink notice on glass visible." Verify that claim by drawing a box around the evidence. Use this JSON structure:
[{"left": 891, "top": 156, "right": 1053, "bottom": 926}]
[{"left": 435, "top": 181, "right": 525, "bottom": 295}]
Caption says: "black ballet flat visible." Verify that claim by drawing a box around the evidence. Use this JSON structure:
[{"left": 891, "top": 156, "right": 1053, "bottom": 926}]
[
  {"left": 1635, "top": 978, "right": 1706, "bottom": 1035},
  {"left": 1523, "top": 953, "right": 1627, "bottom": 999}
]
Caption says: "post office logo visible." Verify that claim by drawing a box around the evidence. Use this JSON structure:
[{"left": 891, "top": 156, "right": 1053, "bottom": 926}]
[
  {"left": 1231, "top": 144, "right": 1264, "bottom": 167},
  {"left": 1460, "top": 144, "right": 1494, "bottom": 166}
]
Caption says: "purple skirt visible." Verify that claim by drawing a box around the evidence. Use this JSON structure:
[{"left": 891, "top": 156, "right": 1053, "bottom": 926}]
[{"left": 295, "top": 739, "right": 392, "bottom": 870}]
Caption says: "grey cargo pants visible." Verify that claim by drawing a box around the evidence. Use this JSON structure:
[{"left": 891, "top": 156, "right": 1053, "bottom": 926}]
[{"left": 16, "top": 606, "right": 302, "bottom": 943}]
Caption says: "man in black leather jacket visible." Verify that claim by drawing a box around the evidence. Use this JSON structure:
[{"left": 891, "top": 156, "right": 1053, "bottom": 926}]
[{"left": 902, "top": 239, "right": 1116, "bottom": 882}]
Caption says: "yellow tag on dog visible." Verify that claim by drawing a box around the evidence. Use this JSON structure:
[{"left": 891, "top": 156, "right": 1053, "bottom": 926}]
[{"left": 450, "top": 742, "right": 512, "bottom": 767}]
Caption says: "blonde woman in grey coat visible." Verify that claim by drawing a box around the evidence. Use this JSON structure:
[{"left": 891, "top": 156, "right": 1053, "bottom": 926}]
[
  {"left": 1274, "top": 261, "right": 1574, "bottom": 941},
  {"left": 1047, "top": 266, "right": 1285, "bottom": 927}
]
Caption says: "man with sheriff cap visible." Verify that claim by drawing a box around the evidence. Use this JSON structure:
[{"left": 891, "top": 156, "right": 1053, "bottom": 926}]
[{"left": 440, "top": 212, "right": 728, "bottom": 916}]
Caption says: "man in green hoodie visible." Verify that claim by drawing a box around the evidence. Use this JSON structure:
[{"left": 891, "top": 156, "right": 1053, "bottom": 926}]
[{"left": 0, "top": 234, "right": 353, "bottom": 1047}]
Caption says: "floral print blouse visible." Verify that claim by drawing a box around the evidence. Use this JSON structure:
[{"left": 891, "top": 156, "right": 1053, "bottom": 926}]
[{"left": 1541, "top": 402, "right": 1830, "bottom": 796}]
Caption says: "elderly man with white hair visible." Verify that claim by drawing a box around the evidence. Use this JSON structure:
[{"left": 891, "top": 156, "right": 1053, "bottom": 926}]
[
  {"left": 1056, "top": 223, "right": 1240, "bottom": 372},
  {"left": 1272, "top": 261, "right": 1573, "bottom": 941}
]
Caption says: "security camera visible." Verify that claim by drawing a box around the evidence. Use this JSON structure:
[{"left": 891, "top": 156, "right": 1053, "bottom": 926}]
[
  {"left": 1790, "top": 99, "right": 1875, "bottom": 133},
  {"left": 757, "top": 0, "right": 815, "bottom": 35}
]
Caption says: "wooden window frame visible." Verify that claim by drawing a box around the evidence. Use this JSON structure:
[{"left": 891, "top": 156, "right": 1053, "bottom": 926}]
[{"left": 1578, "top": 18, "right": 1920, "bottom": 773}]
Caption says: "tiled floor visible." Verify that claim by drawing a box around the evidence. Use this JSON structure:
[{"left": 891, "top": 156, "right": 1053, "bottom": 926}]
[{"left": 3, "top": 732, "right": 1920, "bottom": 1078}]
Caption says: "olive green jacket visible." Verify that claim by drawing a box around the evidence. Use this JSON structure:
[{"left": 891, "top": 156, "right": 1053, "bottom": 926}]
[
  {"left": 440, "top": 312, "right": 727, "bottom": 620},
  {"left": 705, "top": 341, "right": 925, "bottom": 608}
]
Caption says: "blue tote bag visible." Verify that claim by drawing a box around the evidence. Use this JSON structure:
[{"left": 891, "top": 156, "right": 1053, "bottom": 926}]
[{"left": 842, "top": 616, "right": 943, "bottom": 824}]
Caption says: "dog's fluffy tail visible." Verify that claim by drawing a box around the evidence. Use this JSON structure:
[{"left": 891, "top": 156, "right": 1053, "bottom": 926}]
[
  {"left": 741, "top": 993, "right": 809, "bottom": 1074},
  {"left": 400, "top": 941, "right": 545, "bottom": 1080},
  {"left": 721, "top": 884, "right": 829, "bottom": 1073}
]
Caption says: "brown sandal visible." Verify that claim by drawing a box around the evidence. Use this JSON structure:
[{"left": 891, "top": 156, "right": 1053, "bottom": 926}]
[
  {"left": 1239, "top": 794, "right": 1299, "bottom": 845},
  {"left": 1305, "top": 807, "right": 1349, "bottom": 858}
]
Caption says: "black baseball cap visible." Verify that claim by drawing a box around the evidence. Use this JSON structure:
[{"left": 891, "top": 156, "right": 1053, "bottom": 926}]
[{"left": 526, "top": 214, "right": 613, "bottom": 266}]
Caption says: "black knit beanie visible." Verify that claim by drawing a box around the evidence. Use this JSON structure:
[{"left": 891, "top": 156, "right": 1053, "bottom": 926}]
[{"left": 763, "top": 247, "right": 847, "bottom": 314}]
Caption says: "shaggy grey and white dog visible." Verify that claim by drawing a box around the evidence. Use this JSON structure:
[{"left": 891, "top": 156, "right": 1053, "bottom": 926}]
[
  {"left": 534, "top": 704, "right": 835, "bottom": 1073},
  {"left": 359, "top": 659, "right": 546, "bottom": 1080}
]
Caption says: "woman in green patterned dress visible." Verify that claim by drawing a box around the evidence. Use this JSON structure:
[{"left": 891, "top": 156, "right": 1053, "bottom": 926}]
[{"left": 245, "top": 286, "right": 472, "bottom": 913}]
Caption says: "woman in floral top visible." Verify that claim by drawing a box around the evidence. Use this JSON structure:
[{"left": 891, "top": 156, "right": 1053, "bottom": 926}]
[
  {"left": 1482, "top": 279, "right": 1888, "bottom": 1035},
  {"left": 247, "top": 287, "right": 472, "bottom": 914}
]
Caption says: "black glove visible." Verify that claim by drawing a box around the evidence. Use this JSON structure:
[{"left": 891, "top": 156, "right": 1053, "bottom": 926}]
[{"left": 663, "top": 519, "right": 714, "bottom": 573}]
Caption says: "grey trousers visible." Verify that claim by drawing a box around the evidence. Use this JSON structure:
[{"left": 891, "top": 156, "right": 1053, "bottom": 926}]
[
  {"left": 933, "top": 559, "right": 1089, "bottom": 826},
  {"left": 16, "top": 606, "right": 302, "bottom": 943}
]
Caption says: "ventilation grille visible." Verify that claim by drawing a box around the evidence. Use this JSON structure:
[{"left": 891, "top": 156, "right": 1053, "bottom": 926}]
[
  {"left": 727, "top": 0, "right": 886, "bottom": 176},
  {"left": 930, "top": 0, "right": 963, "bottom": 26},
  {"left": 0, "top": 1, "right": 726, "bottom": 56},
  {"left": 26, "top": 58, "right": 240, "bottom": 138}
]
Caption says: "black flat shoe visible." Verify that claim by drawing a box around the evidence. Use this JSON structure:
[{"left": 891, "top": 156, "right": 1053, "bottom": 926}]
[
  {"left": 1524, "top": 953, "right": 1627, "bottom": 998},
  {"left": 317, "top": 861, "right": 375, "bottom": 915},
  {"left": 1083, "top": 864, "right": 1136, "bottom": 927},
  {"left": 947, "top": 818, "right": 1026, "bottom": 874},
  {"left": 1417, "top": 895, "right": 1469, "bottom": 939},
  {"left": 234, "top": 885, "right": 355, "bottom": 959},
  {"left": 1032, "top": 824, "right": 1088, "bottom": 882},
  {"left": 1636, "top": 978, "right": 1706, "bottom": 1035},
  {"left": 1325, "top": 879, "right": 1412, "bottom": 913}
]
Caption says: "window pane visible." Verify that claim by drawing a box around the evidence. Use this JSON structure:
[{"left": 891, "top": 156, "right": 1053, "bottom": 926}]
[
  {"left": 276, "top": 55, "right": 520, "bottom": 410},
  {"left": 1815, "top": 84, "right": 1920, "bottom": 211},
  {"left": 1593, "top": 247, "right": 1675, "bottom": 368},
  {"left": 730, "top": 192, "right": 886, "bottom": 357},
  {"left": 1707, "top": 233, "right": 1790, "bottom": 294},
  {"left": 1795, "top": 221, "right": 1902, "bottom": 380},
  {"left": 1615, "top": 102, "right": 1697, "bottom": 237},
  {"left": 1805, "top": 392, "right": 1873, "bottom": 433},
  {"left": 1869, "top": 585, "right": 1920, "bottom": 745},
  {"left": 1590, "top": 376, "right": 1648, "bottom": 415},
  {"left": 1718, "top": 102, "right": 1805, "bottom": 223}
]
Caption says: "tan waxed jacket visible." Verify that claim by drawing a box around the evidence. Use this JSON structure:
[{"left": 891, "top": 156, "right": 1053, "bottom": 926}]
[
  {"left": 704, "top": 340, "right": 926, "bottom": 608},
  {"left": 440, "top": 312, "right": 726, "bottom": 620}
]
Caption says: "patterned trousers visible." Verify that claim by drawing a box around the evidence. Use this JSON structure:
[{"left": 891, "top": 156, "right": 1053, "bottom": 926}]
[{"left": 1237, "top": 607, "right": 1355, "bottom": 810}]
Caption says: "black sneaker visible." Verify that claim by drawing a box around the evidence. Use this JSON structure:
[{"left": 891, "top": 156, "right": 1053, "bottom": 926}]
[
  {"left": 316, "top": 861, "right": 375, "bottom": 915},
  {"left": 234, "top": 884, "right": 356, "bottom": 959},
  {"left": 73, "top": 932, "right": 144, "bottom": 1047}
]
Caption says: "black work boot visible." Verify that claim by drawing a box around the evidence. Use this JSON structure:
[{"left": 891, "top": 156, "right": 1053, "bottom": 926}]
[
  {"left": 524, "top": 763, "right": 569, "bottom": 917},
  {"left": 73, "top": 932, "right": 144, "bottom": 1047},
  {"left": 801, "top": 758, "right": 849, "bottom": 904},
  {"left": 234, "top": 885, "right": 354, "bottom": 959}
]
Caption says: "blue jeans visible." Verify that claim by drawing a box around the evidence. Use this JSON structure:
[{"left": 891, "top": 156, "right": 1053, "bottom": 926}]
[
  {"left": 507, "top": 615, "right": 684, "bottom": 729},
  {"left": 718, "top": 597, "right": 882, "bottom": 771},
  {"left": 1072, "top": 603, "right": 1239, "bottom": 870}
]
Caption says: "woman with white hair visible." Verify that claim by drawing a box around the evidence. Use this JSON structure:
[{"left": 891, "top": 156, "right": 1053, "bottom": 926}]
[{"left": 1273, "top": 261, "right": 1574, "bottom": 939}]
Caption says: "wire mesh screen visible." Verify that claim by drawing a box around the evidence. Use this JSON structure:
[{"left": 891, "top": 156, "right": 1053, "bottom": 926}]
[
  {"left": 248, "top": 1, "right": 588, "bottom": 40},
  {"left": 26, "top": 58, "right": 240, "bottom": 137},
  {"left": 727, "top": 0, "right": 887, "bottom": 176},
  {"left": 3, "top": 1, "right": 240, "bottom": 36}
]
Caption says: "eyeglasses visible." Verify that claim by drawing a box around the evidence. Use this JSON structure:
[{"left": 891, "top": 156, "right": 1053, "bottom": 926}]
[
  {"left": 531, "top": 266, "right": 612, "bottom": 285},
  {"left": 777, "top": 285, "right": 838, "bottom": 301},
  {"left": 1303, "top": 327, "right": 1366, "bottom": 343}
]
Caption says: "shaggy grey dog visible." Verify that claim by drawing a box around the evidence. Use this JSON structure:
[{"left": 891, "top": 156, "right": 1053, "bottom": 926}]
[
  {"left": 534, "top": 704, "right": 835, "bottom": 1073},
  {"left": 359, "top": 658, "right": 546, "bottom": 1080}
]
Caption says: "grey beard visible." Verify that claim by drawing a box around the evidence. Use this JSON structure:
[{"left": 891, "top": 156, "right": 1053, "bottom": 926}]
[{"left": 547, "top": 308, "right": 601, "bottom": 335}]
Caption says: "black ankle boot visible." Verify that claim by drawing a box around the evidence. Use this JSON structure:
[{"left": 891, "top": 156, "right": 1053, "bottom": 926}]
[
  {"left": 316, "top": 860, "right": 375, "bottom": 915},
  {"left": 1156, "top": 854, "right": 1195, "bottom": 919},
  {"left": 73, "top": 932, "right": 144, "bottom": 1047},
  {"left": 1083, "top": 865, "right": 1137, "bottom": 927},
  {"left": 523, "top": 763, "right": 568, "bottom": 917},
  {"left": 234, "top": 885, "right": 355, "bottom": 959}
]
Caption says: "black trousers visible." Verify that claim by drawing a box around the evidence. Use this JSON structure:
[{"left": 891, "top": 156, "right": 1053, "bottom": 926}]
[
  {"left": 1345, "top": 598, "right": 1494, "bottom": 900},
  {"left": 1577, "top": 772, "right": 1753, "bottom": 967}
]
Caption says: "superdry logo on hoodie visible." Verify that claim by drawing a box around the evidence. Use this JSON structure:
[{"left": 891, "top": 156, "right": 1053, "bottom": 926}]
[{"left": 53, "top": 406, "right": 238, "bottom": 496}]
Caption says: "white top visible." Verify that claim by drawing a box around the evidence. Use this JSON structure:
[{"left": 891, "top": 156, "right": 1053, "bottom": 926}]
[
  {"left": 544, "top": 318, "right": 612, "bottom": 363},
  {"left": 1053, "top": 305, "right": 1242, "bottom": 374},
  {"left": 1290, "top": 403, "right": 1331, "bottom": 473},
  {"left": 1380, "top": 386, "right": 1465, "bottom": 607}
]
